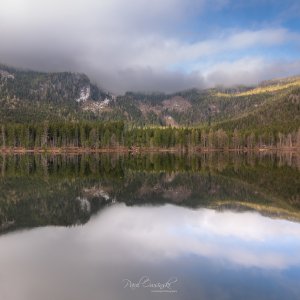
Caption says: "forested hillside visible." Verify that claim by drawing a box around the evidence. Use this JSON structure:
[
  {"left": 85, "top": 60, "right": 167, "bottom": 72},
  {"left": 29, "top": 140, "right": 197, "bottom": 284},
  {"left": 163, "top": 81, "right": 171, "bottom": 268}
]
[
  {"left": 214, "top": 84, "right": 300, "bottom": 133},
  {"left": 0, "top": 64, "right": 112, "bottom": 122},
  {"left": 0, "top": 64, "right": 300, "bottom": 150}
]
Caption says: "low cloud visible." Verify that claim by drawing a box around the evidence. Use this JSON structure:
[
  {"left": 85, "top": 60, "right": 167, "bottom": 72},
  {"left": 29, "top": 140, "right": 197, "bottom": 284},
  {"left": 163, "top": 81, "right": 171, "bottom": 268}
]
[
  {"left": 0, "top": 0, "right": 299, "bottom": 93},
  {"left": 204, "top": 57, "right": 300, "bottom": 87}
]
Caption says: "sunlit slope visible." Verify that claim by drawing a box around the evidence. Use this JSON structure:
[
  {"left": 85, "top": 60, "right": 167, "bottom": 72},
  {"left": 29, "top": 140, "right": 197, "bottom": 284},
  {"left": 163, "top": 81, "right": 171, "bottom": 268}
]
[
  {"left": 214, "top": 79, "right": 300, "bottom": 132},
  {"left": 216, "top": 77, "right": 300, "bottom": 97}
]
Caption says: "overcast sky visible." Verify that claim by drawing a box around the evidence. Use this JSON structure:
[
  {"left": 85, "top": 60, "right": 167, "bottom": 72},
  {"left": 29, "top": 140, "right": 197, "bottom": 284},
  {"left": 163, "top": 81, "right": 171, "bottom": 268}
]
[{"left": 0, "top": 0, "right": 300, "bottom": 94}]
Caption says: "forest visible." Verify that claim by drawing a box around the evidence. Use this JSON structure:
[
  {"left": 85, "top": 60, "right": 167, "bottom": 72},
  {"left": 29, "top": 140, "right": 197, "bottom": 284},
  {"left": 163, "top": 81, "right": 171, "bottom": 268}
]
[{"left": 0, "top": 121, "right": 299, "bottom": 151}]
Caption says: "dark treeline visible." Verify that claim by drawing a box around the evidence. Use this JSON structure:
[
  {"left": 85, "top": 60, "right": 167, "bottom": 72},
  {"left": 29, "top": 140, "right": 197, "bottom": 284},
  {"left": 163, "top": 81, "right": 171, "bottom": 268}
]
[{"left": 1, "top": 121, "right": 300, "bottom": 150}]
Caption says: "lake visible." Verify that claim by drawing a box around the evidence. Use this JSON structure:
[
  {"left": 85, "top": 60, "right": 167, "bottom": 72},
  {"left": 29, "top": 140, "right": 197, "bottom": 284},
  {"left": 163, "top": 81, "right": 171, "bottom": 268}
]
[{"left": 0, "top": 152, "right": 300, "bottom": 300}]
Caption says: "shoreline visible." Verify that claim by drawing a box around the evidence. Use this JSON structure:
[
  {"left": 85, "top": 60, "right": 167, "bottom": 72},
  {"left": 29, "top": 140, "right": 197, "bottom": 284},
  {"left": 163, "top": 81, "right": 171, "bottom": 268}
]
[{"left": 0, "top": 146, "right": 299, "bottom": 154}]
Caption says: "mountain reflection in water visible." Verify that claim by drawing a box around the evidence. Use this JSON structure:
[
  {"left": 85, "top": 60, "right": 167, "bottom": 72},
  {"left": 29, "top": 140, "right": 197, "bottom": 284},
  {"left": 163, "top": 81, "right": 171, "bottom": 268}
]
[
  {"left": 0, "top": 152, "right": 300, "bottom": 300},
  {"left": 0, "top": 152, "right": 299, "bottom": 232}
]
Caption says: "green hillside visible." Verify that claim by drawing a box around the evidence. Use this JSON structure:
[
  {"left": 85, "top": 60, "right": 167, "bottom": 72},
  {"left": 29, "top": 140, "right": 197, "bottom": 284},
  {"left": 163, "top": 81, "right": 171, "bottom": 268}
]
[
  {"left": 214, "top": 82, "right": 300, "bottom": 133},
  {"left": 0, "top": 64, "right": 300, "bottom": 135}
]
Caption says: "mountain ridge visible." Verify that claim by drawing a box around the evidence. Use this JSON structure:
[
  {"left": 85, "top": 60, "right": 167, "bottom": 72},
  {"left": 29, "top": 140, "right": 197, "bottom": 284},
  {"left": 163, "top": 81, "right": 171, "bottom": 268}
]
[{"left": 0, "top": 63, "right": 300, "bottom": 132}]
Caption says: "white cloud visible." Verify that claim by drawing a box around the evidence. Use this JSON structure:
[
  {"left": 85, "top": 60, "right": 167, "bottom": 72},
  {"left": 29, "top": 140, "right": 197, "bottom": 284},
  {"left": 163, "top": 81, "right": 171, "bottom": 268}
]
[
  {"left": 203, "top": 57, "right": 300, "bottom": 86},
  {"left": 128, "top": 28, "right": 297, "bottom": 71},
  {"left": 0, "top": 0, "right": 299, "bottom": 93}
]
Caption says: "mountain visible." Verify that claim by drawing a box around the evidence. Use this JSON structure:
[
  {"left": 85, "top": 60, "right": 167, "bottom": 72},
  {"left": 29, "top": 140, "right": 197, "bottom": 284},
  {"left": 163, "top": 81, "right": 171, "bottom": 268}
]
[
  {"left": 0, "top": 64, "right": 112, "bottom": 122},
  {"left": 113, "top": 77, "right": 300, "bottom": 131},
  {"left": 213, "top": 78, "right": 300, "bottom": 133},
  {"left": 0, "top": 63, "right": 300, "bottom": 133}
]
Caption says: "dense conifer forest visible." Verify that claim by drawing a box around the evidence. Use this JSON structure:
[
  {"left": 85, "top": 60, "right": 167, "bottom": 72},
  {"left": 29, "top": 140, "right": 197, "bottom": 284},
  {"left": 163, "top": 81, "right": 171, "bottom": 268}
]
[{"left": 0, "top": 121, "right": 299, "bottom": 151}]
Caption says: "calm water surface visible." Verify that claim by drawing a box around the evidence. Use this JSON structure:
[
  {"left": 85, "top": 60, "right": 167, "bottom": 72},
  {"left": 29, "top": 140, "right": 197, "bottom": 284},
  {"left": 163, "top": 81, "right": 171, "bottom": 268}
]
[{"left": 0, "top": 153, "right": 299, "bottom": 300}]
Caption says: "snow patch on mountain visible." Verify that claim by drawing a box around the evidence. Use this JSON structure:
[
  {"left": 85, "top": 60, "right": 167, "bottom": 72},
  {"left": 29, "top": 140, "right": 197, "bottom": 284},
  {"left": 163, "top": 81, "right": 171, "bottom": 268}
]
[
  {"left": 82, "top": 98, "right": 111, "bottom": 113},
  {"left": 0, "top": 70, "right": 15, "bottom": 80},
  {"left": 76, "top": 86, "right": 90, "bottom": 102}
]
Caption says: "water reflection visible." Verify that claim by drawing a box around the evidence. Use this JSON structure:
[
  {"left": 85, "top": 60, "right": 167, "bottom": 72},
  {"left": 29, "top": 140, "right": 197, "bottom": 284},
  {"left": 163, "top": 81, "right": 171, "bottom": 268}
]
[
  {"left": 0, "top": 153, "right": 300, "bottom": 299},
  {"left": 86, "top": 204, "right": 300, "bottom": 270},
  {"left": 0, "top": 152, "right": 299, "bottom": 232},
  {"left": 0, "top": 204, "right": 300, "bottom": 300}
]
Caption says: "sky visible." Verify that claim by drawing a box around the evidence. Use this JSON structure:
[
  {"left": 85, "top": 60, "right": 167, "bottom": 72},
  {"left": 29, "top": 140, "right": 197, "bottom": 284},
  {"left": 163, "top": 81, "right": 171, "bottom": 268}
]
[{"left": 0, "top": 0, "right": 300, "bottom": 94}]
